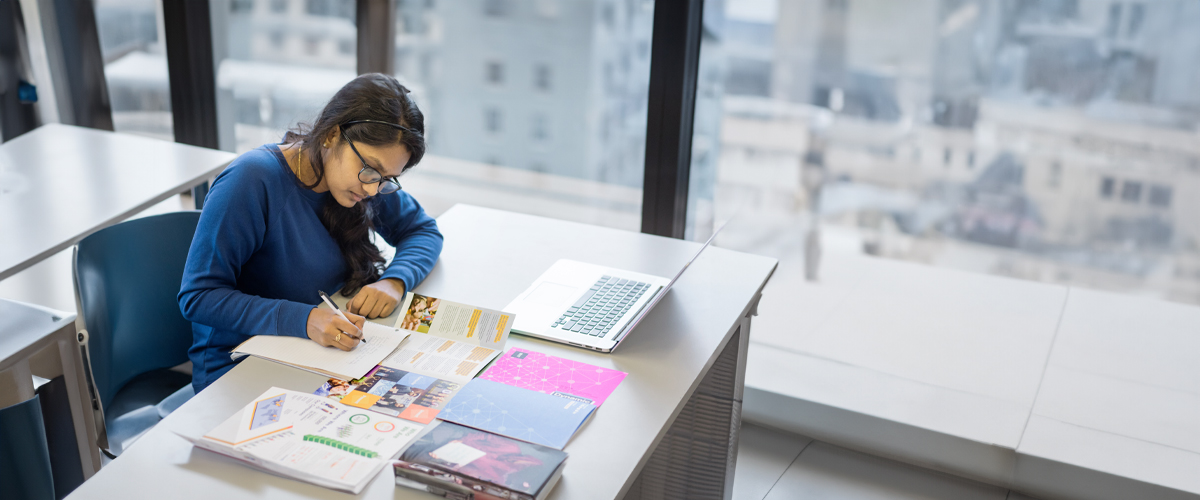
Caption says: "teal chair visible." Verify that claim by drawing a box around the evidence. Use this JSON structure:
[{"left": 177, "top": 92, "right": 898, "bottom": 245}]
[
  {"left": 0, "top": 395, "right": 56, "bottom": 500},
  {"left": 73, "top": 211, "right": 201, "bottom": 456}
]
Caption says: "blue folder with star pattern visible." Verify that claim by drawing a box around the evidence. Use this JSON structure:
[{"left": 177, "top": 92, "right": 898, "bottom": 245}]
[{"left": 437, "top": 378, "right": 596, "bottom": 449}]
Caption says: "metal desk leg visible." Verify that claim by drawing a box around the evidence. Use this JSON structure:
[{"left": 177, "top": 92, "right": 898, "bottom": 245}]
[{"left": 625, "top": 302, "right": 754, "bottom": 500}]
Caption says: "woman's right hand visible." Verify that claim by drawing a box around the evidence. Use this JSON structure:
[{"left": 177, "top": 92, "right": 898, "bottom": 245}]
[{"left": 306, "top": 308, "right": 365, "bottom": 351}]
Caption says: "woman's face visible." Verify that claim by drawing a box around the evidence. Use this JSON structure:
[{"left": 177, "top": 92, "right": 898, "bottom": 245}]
[{"left": 321, "top": 133, "right": 411, "bottom": 208}]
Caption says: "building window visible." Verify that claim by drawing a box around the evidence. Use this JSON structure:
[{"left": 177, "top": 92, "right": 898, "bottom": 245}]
[
  {"left": 484, "top": 0, "right": 508, "bottom": 17},
  {"left": 338, "top": 39, "right": 354, "bottom": 55},
  {"left": 485, "top": 107, "right": 502, "bottom": 133},
  {"left": 270, "top": 0, "right": 288, "bottom": 13},
  {"left": 1148, "top": 185, "right": 1172, "bottom": 208},
  {"left": 485, "top": 156, "right": 502, "bottom": 166},
  {"left": 532, "top": 113, "right": 548, "bottom": 141},
  {"left": 270, "top": 31, "right": 286, "bottom": 50},
  {"left": 1100, "top": 177, "right": 1115, "bottom": 198},
  {"left": 534, "top": 64, "right": 552, "bottom": 91},
  {"left": 1121, "top": 180, "right": 1142, "bottom": 203},
  {"left": 486, "top": 61, "right": 504, "bottom": 85},
  {"left": 232, "top": 0, "right": 255, "bottom": 13},
  {"left": 1107, "top": 3, "right": 1123, "bottom": 38},
  {"left": 966, "top": 151, "right": 975, "bottom": 169},
  {"left": 1048, "top": 162, "right": 1062, "bottom": 189},
  {"left": 1128, "top": 3, "right": 1145, "bottom": 37},
  {"left": 304, "top": 36, "right": 321, "bottom": 56},
  {"left": 943, "top": 148, "right": 952, "bottom": 166}
]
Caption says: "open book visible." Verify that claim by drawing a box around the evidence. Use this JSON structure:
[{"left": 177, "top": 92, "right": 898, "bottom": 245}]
[
  {"left": 316, "top": 292, "right": 515, "bottom": 424},
  {"left": 181, "top": 387, "right": 423, "bottom": 494}
]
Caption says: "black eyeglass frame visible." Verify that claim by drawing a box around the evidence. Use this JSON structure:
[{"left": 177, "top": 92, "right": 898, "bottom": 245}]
[{"left": 339, "top": 120, "right": 414, "bottom": 195}]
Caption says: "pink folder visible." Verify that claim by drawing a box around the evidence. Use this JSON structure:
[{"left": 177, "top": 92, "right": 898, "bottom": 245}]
[{"left": 480, "top": 348, "right": 627, "bottom": 406}]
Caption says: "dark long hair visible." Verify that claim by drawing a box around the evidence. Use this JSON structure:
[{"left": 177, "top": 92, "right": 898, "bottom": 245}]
[{"left": 283, "top": 73, "right": 426, "bottom": 296}]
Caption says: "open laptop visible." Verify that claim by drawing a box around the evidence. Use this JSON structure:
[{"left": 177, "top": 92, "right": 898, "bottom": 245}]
[{"left": 504, "top": 221, "right": 727, "bottom": 353}]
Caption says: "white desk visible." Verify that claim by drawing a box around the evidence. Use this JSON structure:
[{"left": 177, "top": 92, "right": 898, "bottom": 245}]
[
  {"left": 0, "top": 123, "right": 235, "bottom": 281},
  {"left": 0, "top": 124, "right": 235, "bottom": 479},
  {"left": 66, "top": 204, "right": 778, "bottom": 500}
]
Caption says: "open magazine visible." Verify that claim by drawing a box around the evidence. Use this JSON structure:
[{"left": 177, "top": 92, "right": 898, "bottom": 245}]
[
  {"left": 315, "top": 292, "right": 514, "bottom": 424},
  {"left": 180, "top": 388, "right": 423, "bottom": 494}
]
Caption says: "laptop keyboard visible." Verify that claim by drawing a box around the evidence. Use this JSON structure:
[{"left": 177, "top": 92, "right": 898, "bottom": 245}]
[{"left": 551, "top": 275, "right": 651, "bottom": 338}]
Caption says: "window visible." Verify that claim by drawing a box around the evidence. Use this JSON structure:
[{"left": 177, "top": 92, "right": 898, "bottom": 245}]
[
  {"left": 699, "top": 0, "right": 1200, "bottom": 307},
  {"left": 213, "top": 0, "right": 357, "bottom": 153},
  {"left": 1101, "top": 177, "right": 1115, "bottom": 198},
  {"left": 486, "top": 61, "right": 504, "bottom": 85},
  {"left": 534, "top": 64, "right": 552, "bottom": 91},
  {"left": 1121, "top": 181, "right": 1142, "bottom": 203},
  {"left": 1048, "top": 162, "right": 1062, "bottom": 189},
  {"left": 1148, "top": 185, "right": 1172, "bottom": 208},
  {"left": 532, "top": 113, "right": 548, "bottom": 140},
  {"left": 484, "top": 0, "right": 508, "bottom": 17},
  {"left": 485, "top": 107, "right": 502, "bottom": 133},
  {"left": 94, "top": 0, "right": 173, "bottom": 141},
  {"left": 391, "top": 0, "right": 651, "bottom": 231},
  {"left": 1128, "top": 3, "right": 1145, "bottom": 37}
]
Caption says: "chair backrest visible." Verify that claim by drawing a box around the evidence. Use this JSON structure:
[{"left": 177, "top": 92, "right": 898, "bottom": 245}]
[
  {"left": 0, "top": 395, "right": 56, "bottom": 500},
  {"left": 73, "top": 211, "right": 201, "bottom": 405}
]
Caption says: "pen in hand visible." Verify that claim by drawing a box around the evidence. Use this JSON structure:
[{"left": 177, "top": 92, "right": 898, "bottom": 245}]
[{"left": 318, "top": 290, "right": 368, "bottom": 344}]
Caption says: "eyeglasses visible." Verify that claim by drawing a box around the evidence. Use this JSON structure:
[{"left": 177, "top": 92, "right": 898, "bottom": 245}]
[{"left": 339, "top": 120, "right": 414, "bottom": 195}]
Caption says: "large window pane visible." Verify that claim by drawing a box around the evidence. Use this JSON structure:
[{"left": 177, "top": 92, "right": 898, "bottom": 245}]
[
  {"left": 95, "top": 0, "right": 173, "bottom": 141},
  {"left": 701, "top": 0, "right": 1200, "bottom": 305},
  {"left": 391, "top": 0, "right": 654, "bottom": 229},
  {"left": 211, "top": 0, "right": 357, "bottom": 153}
]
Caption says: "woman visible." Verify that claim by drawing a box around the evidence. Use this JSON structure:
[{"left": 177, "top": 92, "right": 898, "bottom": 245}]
[{"left": 179, "top": 73, "right": 443, "bottom": 392}]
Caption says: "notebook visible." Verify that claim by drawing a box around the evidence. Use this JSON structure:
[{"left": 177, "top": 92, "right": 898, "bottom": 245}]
[
  {"left": 231, "top": 321, "right": 409, "bottom": 380},
  {"left": 479, "top": 348, "right": 627, "bottom": 406},
  {"left": 437, "top": 378, "right": 595, "bottom": 450}
]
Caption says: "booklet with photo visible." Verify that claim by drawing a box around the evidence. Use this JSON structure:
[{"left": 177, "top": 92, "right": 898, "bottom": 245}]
[
  {"left": 394, "top": 421, "right": 568, "bottom": 500},
  {"left": 314, "top": 292, "right": 515, "bottom": 424},
  {"left": 180, "top": 387, "right": 423, "bottom": 494},
  {"left": 438, "top": 379, "right": 596, "bottom": 450},
  {"left": 479, "top": 347, "right": 627, "bottom": 406}
]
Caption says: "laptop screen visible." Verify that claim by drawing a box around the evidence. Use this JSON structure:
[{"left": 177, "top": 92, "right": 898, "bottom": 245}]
[{"left": 613, "top": 218, "right": 731, "bottom": 342}]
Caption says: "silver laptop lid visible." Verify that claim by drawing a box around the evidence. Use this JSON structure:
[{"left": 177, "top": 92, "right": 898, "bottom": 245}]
[{"left": 612, "top": 218, "right": 731, "bottom": 343}]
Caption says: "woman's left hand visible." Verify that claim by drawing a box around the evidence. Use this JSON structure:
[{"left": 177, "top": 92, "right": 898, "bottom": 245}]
[{"left": 348, "top": 278, "right": 406, "bottom": 318}]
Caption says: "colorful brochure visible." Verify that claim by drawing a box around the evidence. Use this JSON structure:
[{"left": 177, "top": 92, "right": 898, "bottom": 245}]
[
  {"left": 480, "top": 348, "right": 627, "bottom": 406},
  {"left": 314, "top": 292, "right": 515, "bottom": 424},
  {"left": 438, "top": 379, "right": 596, "bottom": 450},
  {"left": 396, "top": 292, "right": 511, "bottom": 349},
  {"left": 182, "top": 387, "right": 423, "bottom": 494},
  {"left": 316, "top": 365, "right": 462, "bottom": 425}
]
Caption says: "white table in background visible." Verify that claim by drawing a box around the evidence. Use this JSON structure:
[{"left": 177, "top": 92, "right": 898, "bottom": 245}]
[
  {"left": 0, "top": 123, "right": 235, "bottom": 281},
  {"left": 66, "top": 204, "right": 778, "bottom": 500},
  {"left": 0, "top": 123, "right": 235, "bottom": 478}
]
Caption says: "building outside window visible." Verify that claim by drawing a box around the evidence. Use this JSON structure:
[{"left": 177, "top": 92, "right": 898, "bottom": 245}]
[
  {"left": 698, "top": 0, "right": 1200, "bottom": 305},
  {"left": 391, "top": 0, "right": 657, "bottom": 231},
  {"left": 211, "top": 0, "right": 357, "bottom": 153}
]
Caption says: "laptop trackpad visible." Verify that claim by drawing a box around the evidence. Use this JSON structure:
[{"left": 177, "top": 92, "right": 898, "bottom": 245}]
[{"left": 527, "top": 281, "right": 578, "bottom": 308}]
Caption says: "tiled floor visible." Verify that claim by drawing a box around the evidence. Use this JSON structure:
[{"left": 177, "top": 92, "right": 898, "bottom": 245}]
[{"left": 735, "top": 422, "right": 1040, "bottom": 500}]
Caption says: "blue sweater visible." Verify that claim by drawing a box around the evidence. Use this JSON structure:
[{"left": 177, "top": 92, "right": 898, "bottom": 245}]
[{"left": 178, "top": 144, "right": 443, "bottom": 392}]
